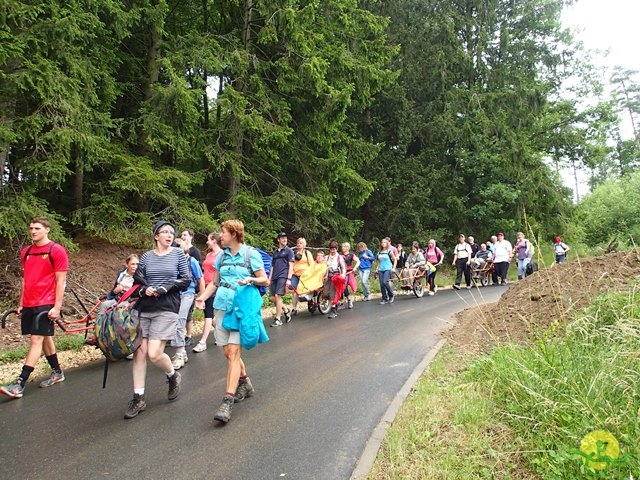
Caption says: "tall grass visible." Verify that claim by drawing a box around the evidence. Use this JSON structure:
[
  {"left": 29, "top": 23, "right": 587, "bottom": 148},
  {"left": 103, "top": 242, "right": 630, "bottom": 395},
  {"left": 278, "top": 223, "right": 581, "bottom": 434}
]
[
  {"left": 370, "top": 284, "right": 640, "bottom": 479},
  {"left": 471, "top": 286, "right": 640, "bottom": 478}
]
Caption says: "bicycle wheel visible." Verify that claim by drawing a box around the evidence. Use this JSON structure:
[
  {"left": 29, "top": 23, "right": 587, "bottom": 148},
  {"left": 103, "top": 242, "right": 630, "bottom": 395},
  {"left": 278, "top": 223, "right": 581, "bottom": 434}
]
[
  {"left": 318, "top": 296, "right": 332, "bottom": 315},
  {"left": 1, "top": 310, "right": 18, "bottom": 329},
  {"left": 413, "top": 279, "right": 425, "bottom": 298}
]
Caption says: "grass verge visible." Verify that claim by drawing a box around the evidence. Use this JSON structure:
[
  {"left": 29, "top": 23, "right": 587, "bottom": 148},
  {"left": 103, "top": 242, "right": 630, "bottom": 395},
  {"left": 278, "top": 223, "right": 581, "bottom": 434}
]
[{"left": 369, "top": 285, "right": 640, "bottom": 479}]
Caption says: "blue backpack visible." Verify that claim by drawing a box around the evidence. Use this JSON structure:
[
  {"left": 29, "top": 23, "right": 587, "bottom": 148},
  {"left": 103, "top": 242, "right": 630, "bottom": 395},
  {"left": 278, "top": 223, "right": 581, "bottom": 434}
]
[{"left": 219, "top": 246, "right": 271, "bottom": 296}]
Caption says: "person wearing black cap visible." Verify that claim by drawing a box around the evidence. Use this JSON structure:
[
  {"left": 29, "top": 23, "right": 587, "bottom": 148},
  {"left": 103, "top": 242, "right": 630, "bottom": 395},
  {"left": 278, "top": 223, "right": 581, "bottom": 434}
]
[
  {"left": 269, "top": 232, "right": 294, "bottom": 327},
  {"left": 123, "top": 220, "right": 191, "bottom": 419}
]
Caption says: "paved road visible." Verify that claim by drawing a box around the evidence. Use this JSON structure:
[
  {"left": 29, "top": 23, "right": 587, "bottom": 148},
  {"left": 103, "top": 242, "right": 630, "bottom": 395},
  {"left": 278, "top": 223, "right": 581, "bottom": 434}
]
[{"left": 0, "top": 287, "right": 504, "bottom": 480}]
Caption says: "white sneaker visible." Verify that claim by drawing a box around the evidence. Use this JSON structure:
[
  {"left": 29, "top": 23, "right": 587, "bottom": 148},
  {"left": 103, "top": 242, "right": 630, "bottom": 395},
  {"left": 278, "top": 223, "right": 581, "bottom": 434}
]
[
  {"left": 428, "top": 291, "right": 435, "bottom": 296},
  {"left": 172, "top": 352, "right": 187, "bottom": 370},
  {"left": 193, "top": 341, "right": 207, "bottom": 353},
  {"left": 433, "top": 285, "right": 438, "bottom": 293}
]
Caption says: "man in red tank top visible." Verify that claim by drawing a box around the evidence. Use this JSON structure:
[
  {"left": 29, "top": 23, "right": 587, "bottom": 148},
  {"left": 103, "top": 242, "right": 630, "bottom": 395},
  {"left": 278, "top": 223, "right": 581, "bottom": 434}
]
[{"left": 0, "top": 216, "right": 69, "bottom": 399}]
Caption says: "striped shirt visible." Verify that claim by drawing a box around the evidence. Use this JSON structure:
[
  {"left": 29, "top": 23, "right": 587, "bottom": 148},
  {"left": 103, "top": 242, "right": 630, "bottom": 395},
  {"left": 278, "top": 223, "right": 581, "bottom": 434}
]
[{"left": 138, "top": 248, "right": 190, "bottom": 287}]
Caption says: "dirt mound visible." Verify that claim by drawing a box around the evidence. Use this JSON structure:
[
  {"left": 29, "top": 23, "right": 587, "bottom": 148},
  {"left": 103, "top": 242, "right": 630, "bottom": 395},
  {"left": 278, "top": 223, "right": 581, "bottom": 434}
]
[{"left": 445, "top": 249, "right": 640, "bottom": 354}]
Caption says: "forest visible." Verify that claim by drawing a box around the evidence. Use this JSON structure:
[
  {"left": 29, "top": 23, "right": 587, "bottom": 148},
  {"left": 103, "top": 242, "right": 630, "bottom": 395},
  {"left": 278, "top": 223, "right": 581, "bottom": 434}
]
[{"left": 1, "top": 0, "right": 639, "bottom": 250}]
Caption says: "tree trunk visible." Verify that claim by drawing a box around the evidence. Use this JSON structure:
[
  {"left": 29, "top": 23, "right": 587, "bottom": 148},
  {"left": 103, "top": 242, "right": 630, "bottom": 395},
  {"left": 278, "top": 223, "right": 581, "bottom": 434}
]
[{"left": 227, "top": 0, "right": 253, "bottom": 215}]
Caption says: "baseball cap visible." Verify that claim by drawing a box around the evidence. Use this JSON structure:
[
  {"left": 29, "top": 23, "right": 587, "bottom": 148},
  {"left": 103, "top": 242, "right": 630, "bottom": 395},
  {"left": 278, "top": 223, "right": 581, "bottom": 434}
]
[
  {"left": 276, "top": 231, "right": 288, "bottom": 239},
  {"left": 497, "top": 232, "right": 504, "bottom": 236}
]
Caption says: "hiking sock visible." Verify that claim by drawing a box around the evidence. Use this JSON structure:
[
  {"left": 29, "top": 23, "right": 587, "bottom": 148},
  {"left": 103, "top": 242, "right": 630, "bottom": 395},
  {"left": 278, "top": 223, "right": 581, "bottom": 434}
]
[
  {"left": 134, "top": 388, "right": 145, "bottom": 395},
  {"left": 226, "top": 391, "right": 235, "bottom": 397},
  {"left": 18, "top": 365, "right": 35, "bottom": 387},
  {"left": 239, "top": 374, "right": 248, "bottom": 381},
  {"left": 45, "top": 353, "right": 62, "bottom": 374},
  {"left": 166, "top": 369, "right": 176, "bottom": 378}
]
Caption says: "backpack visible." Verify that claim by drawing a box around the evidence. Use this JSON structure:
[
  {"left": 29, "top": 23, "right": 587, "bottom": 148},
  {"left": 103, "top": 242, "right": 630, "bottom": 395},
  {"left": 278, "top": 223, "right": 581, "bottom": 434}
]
[
  {"left": 526, "top": 240, "right": 535, "bottom": 256},
  {"left": 219, "top": 246, "right": 272, "bottom": 296},
  {"left": 525, "top": 262, "right": 538, "bottom": 277},
  {"left": 94, "top": 285, "right": 142, "bottom": 387},
  {"left": 22, "top": 242, "right": 57, "bottom": 268}
]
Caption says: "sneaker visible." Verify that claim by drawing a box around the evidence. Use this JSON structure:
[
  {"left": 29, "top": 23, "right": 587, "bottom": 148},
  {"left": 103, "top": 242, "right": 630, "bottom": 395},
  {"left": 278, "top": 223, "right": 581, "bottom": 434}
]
[
  {"left": 167, "top": 371, "right": 182, "bottom": 401},
  {"left": 379, "top": 300, "right": 388, "bottom": 305},
  {"left": 291, "top": 309, "right": 298, "bottom": 316},
  {"left": 433, "top": 285, "right": 438, "bottom": 293},
  {"left": 193, "top": 341, "right": 207, "bottom": 353},
  {"left": 124, "top": 393, "right": 146, "bottom": 419},
  {"left": 270, "top": 318, "right": 283, "bottom": 327},
  {"left": 172, "top": 353, "right": 185, "bottom": 370},
  {"left": 184, "top": 336, "right": 193, "bottom": 346},
  {"left": 125, "top": 353, "right": 134, "bottom": 360},
  {"left": 363, "top": 296, "right": 370, "bottom": 302},
  {"left": 501, "top": 281, "right": 508, "bottom": 286},
  {"left": 465, "top": 285, "right": 472, "bottom": 289},
  {"left": 389, "top": 295, "right": 395, "bottom": 303},
  {"left": 0, "top": 380, "right": 24, "bottom": 399},
  {"left": 453, "top": 284, "right": 461, "bottom": 290},
  {"left": 428, "top": 291, "right": 435, "bottom": 296},
  {"left": 39, "top": 370, "right": 65, "bottom": 388},
  {"left": 347, "top": 299, "right": 353, "bottom": 309},
  {"left": 234, "top": 377, "right": 255, "bottom": 403},
  {"left": 328, "top": 310, "right": 338, "bottom": 319},
  {"left": 284, "top": 309, "right": 292, "bottom": 324},
  {"left": 214, "top": 394, "right": 235, "bottom": 423}
]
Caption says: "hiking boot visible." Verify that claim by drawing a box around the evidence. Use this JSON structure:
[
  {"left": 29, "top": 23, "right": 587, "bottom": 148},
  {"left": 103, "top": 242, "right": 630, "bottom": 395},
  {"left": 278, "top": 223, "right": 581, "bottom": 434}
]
[
  {"left": 0, "top": 380, "right": 24, "bottom": 399},
  {"left": 270, "top": 318, "right": 283, "bottom": 327},
  {"left": 39, "top": 370, "right": 65, "bottom": 388},
  {"left": 171, "top": 353, "right": 186, "bottom": 370},
  {"left": 347, "top": 299, "right": 353, "bottom": 309},
  {"left": 167, "top": 371, "right": 182, "bottom": 401},
  {"left": 214, "top": 394, "right": 235, "bottom": 423},
  {"left": 234, "top": 377, "right": 255, "bottom": 403},
  {"left": 124, "top": 393, "right": 146, "bottom": 419},
  {"left": 284, "top": 309, "right": 292, "bottom": 324},
  {"left": 192, "top": 341, "right": 207, "bottom": 353}
]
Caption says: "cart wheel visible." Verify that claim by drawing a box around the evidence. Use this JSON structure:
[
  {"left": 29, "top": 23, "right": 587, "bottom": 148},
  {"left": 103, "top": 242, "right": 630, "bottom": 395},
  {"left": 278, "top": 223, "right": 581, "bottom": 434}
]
[
  {"left": 308, "top": 302, "right": 317, "bottom": 313},
  {"left": 318, "top": 297, "right": 332, "bottom": 315},
  {"left": 413, "top": 280, "right": 425, "bottom": 298},
  {"left": 480, "top": 277, "right": 489, "bottom": 287},
  {"left": 1, "top": 310, "right": 18, "bottom": 329}
]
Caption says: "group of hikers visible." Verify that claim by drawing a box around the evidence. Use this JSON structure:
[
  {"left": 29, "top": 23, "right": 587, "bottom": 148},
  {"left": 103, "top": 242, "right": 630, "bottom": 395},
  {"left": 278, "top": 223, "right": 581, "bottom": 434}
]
[{"left": 0, "top": 216, "right": 570, "bottom": 425}]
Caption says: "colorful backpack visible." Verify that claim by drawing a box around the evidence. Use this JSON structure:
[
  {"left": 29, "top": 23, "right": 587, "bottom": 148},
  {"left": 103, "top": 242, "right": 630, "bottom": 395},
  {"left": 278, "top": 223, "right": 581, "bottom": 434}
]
[{"left": 94, "top": 285, "right": 142, "bottom": 386}]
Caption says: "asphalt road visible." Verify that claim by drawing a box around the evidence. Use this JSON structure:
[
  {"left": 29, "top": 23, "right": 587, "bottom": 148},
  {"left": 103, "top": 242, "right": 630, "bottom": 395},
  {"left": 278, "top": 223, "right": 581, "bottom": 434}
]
[{"left": 0, "top": 286, "right": 504, "bottom": 480}]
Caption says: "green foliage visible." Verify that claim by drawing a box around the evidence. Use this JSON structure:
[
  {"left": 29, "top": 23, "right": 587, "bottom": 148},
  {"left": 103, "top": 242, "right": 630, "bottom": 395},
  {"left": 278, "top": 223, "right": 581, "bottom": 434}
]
[
  {"left": 575, "top": 169, "right": 640, "bottom": 246},
  {"left": 474, "top": 287, "right": 640, "bottom": 479},
  {"left": 0, "top": 0, "right": 625, "bottom": 249}
]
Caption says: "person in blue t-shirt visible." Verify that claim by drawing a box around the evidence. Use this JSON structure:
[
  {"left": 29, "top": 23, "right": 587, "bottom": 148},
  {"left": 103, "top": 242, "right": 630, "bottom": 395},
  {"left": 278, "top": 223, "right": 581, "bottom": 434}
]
[
  {"left": 356, "top": 242, "right": 375, "bottom": 301},
  {"left": 269, "top": 232, "right": 295, "bottom": 327},
  {"left": 194, "top": 219, "right": 269, "bottom": 424}
]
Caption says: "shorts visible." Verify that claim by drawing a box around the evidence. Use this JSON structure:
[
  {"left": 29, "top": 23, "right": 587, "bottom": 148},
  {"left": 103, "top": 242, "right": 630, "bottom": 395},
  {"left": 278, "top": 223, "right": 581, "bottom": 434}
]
[
  {"left": 213, "top": 309, "right": 240, "bottom": 346},
  {"left": 21, "top": 305, "right": 55, "bottom": 336},
  {"left": 270, "top": 277, "right": 287, "bottom": 296},
  {"left": 290, "top": 275, "right": 300, "bottom": 290},
  {"left": 204, "top": 296, "right": 215, "bottom": 319},
  {"left": 133, "top": 309, "right": 178, "bottom": 341}
]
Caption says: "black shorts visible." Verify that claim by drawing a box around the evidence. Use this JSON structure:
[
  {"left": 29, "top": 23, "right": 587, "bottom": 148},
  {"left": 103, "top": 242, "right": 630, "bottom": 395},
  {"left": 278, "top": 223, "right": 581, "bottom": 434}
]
[
  {"left": 21, "top": 305, "right": 56, "bottom": 336},
  {"left": 204, "top": 296, "right": 215, "bottom": 319},
  {"left": 270, "top": 277, "right": 287, "bottom": 296}
]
